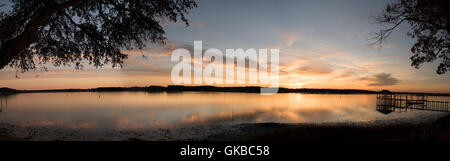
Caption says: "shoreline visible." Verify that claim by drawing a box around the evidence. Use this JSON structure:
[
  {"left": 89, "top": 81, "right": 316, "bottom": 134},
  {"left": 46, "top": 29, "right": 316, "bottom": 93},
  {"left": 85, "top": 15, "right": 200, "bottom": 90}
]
[
  {"left": 1, "top": 113, "right": 449, "bottom": 141},
  {"left": 2, "top": 85, "right": 450, "bottom": 96}
]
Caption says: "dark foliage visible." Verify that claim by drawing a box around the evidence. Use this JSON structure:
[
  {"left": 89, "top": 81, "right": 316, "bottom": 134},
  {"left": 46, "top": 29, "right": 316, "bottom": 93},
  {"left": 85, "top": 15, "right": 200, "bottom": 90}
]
[
  {"left": 0, "top": 0, "right": 197, "bottom": 72},
  {"left": 374, "top": 0, "right": 449, "bottom": 74}
]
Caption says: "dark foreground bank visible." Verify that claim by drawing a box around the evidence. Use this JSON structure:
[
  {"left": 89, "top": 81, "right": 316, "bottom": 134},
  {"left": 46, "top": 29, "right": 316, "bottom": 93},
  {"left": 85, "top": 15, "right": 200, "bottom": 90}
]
[
  {"left": 211, "top": 113, "right": 450, "bottom": 141},
  {"left": 1, "top": 113, "right": 449, "bottom": 141}
]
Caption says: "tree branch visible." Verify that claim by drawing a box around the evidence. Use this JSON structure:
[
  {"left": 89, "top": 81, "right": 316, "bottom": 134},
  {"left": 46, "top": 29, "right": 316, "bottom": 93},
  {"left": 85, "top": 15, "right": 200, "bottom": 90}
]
[
  {"left": 404, "top": 16, "right": 446, "bottom": 30},
  {"left": 371, "top": 18, "right": 407, "bottom": 49},
  {"left": 0, "top": 0, "right": 82, "bottom": 69}
]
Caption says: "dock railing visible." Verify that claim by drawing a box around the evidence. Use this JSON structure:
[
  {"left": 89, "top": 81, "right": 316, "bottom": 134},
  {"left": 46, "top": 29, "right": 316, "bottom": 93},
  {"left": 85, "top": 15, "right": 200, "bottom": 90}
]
[{"left": 376, "top": 93, "right": 450, "bottom": 114}]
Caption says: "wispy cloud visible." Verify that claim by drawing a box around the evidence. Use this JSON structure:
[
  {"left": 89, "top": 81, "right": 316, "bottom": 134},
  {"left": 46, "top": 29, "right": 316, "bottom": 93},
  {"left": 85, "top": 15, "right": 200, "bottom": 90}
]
[
  {"left": 159, "top": 19, "right": 204, "bottom": 28},
  {"left": 280, "top": 32, "right": 300, "bottom": 47},
  {"left": 332, "top": 71, "right": 355, "bottom": 80},
  {"left": 288, "top": 64, "right": 334, "bottom": 76}
]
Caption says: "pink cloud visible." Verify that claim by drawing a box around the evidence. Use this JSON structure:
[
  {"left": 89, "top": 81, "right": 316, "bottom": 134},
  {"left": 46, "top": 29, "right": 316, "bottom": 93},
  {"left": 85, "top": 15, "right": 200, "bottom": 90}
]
[
  {"left": 281, "top": 33, "right": 300, "bottom": 47},
  {"left": 160, "top": 20, "right": 204, "bottom": 28}
]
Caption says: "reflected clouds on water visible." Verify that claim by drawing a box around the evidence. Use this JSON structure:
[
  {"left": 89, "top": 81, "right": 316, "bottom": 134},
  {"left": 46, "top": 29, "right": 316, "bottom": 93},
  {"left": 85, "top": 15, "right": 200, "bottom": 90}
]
[{"left": 0, "top": 92, "right": 447, "bottom": 131}]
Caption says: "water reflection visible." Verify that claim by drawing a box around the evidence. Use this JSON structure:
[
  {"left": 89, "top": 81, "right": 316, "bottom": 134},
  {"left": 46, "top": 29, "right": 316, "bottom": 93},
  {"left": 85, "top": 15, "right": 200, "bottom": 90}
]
[
  {"left": 0, "top": 95, "right": 9, "bottom": 114},
  {"left": 0, "top": 92, "right": 448, "bottom": 130}
]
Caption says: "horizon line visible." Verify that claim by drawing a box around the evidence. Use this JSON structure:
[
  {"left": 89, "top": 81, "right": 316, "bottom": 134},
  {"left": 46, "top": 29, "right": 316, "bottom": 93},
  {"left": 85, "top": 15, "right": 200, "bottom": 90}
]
[{"left": 1, "top": 85, "right": 450, "bottom": 96}]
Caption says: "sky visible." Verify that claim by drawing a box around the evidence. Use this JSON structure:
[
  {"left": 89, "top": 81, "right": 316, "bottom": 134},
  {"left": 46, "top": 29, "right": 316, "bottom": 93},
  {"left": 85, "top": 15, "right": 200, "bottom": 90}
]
[{"left": 0, "top": 0, "right": 449, "bottom": 93}]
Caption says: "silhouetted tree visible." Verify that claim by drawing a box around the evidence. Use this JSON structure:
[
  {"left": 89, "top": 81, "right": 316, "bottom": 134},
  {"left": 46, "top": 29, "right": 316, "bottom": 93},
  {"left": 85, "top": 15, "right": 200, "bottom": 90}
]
[
  {"left": 0, "top": 0, "right": 197, "bottom": 71},
  {"left": 374, "top": 0, "right": 449, "bottom": 74}
]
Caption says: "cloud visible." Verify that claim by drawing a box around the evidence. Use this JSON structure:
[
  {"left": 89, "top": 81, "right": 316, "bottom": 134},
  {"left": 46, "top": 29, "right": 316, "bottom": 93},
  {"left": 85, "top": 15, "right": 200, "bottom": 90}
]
[
  {"left": 330, "top": 71, "right": 356, "bottom": 80},
  {"left": 281, "top": 33, "right": 300, "bottom": 47},
  {"left": 189, "top": 21, "right": 205, "bottom": 28},
  {"left": 280, "top": 61, "right": 334, "bottom": 76},
  {"left": 159, "top": 19, "right": 204, "bottom": 28},
  {"left": 123, "top": 42, "right": 194, "bottom": 58},
  {"left": 367, "top": 43, "right": 397, "bottom": 50},
  {"left": 295, "top": 65, "right": 333, "bottom": 75},
  {"left": 360, "top": 73, "right": 399, "bottom": 86},
  {"left": 118, "top": 42, "right": 199, "bottom": 76}
]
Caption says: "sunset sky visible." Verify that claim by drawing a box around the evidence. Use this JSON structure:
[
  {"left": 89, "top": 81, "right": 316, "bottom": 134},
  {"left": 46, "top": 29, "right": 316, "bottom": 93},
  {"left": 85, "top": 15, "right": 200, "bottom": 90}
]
[{"left": 0, "top": 0, "right": 449, "bottom": 93}]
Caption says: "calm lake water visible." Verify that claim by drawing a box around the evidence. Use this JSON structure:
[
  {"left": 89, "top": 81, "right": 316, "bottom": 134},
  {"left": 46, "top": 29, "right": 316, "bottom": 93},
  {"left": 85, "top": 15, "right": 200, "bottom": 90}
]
[{"left": 0, "top": 92, "right": 449, "bottom": 131}]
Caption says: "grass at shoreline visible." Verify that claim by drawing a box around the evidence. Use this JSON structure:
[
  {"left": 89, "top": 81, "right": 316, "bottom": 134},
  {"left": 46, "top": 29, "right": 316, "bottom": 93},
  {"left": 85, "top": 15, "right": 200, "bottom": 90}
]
[
  {"left": 1, "top": 113, "right": 449, "bottom": 141},
  {"left": 209, "top": 113, "right": 450, "bottom": 141}
]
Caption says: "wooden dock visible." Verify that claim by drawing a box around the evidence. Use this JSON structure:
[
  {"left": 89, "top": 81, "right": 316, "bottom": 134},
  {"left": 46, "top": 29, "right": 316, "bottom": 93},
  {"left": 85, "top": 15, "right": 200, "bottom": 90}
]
[{"left": 376, "top": 93, "right": 450, "bottom": 114}]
